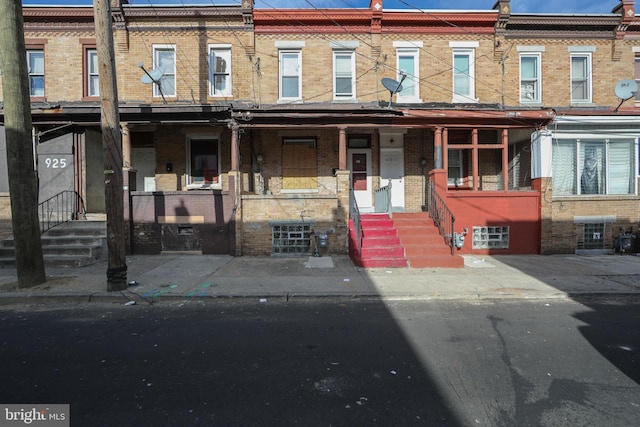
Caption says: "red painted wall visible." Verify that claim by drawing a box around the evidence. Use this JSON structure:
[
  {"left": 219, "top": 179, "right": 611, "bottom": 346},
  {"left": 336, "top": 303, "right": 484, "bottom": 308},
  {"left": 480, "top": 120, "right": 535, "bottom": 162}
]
[{"left": 431, "top": 170, "right": 541, "bottom": 255}]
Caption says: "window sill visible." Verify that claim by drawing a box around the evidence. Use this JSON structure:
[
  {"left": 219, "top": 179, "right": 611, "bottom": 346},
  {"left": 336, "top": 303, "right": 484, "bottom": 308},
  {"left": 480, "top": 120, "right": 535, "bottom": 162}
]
[
  {"left": 185, "top": 183, "right": 222, "bottom": 190},
  {"left": 277, "top": 98, "right": 303, "bottom": 104}
]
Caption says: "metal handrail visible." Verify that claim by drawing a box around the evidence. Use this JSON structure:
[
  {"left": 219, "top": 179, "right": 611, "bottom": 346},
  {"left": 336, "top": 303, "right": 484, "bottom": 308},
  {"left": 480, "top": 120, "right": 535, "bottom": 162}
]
[
  {"left": 374, "top": 180, "right": 392, "bottom": 218},
  {"left": 349, "top": 187, "right": 363, "bottom": 255},
  {"left": 428, "top": 180, "right": 456, "bottom": 255},
  {"left": 38, "top": 190, "right": 86, "bottom": 233}
]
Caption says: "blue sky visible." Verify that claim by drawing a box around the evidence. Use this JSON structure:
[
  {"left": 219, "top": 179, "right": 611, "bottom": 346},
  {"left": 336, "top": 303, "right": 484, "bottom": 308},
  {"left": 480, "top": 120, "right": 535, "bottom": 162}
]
[{"left": 21, "top": 0, "right": 622, "bottom": 14}]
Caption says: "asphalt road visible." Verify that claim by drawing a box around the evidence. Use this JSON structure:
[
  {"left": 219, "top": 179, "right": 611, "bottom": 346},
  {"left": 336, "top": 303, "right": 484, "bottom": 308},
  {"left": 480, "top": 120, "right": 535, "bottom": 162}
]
[{"left": 1, "top": 298, "right": 639, "bottom": 426}]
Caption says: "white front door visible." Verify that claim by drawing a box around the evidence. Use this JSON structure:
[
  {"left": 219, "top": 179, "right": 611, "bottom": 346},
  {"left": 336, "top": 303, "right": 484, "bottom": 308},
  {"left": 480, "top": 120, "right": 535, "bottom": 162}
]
[
  {"left": 348, "top": 149, "right": 372, "bottom": 211},
  {"left": 380, "top": 147, "right": 405, "bottom": 210},
  {"left": 132, "top": 147, "right": 156, "bottom": 191}
]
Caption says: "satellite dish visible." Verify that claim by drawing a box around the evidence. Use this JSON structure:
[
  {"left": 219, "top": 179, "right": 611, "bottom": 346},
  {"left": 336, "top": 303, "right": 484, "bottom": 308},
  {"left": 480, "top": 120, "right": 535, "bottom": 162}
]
[
  {"left": 613, "top": 79, "right": 638, "bottom": 112},
  {"left": 141, "top": 68, "right": 164, "bottom": 84},
  {"left": 382, "top": 77, "right": 403, "bottom": 94},
  {"left": 138, "top": 62, "right": 167, "bottom": 104},
  {"left": 381, "top": 72, "right": 408, "bottom": 108},
  {"left": 614, "top": 79, "right": 638, "bottom": 100}
]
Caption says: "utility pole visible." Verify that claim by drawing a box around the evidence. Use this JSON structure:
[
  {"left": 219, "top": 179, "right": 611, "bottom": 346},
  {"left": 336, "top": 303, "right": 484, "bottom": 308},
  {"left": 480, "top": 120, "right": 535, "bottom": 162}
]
[
  {"left": 94, "top": 0, "right": 127, "bottom": 291},
  {"left": 0, "top": 0, "right": 46, "bottom": 288}
]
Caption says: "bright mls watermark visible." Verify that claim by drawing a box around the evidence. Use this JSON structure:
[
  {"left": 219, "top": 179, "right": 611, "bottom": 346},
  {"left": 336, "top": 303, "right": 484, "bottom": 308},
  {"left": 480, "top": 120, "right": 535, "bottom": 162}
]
[{"left": 0, "top": 405, "right": 69, "bottom": 427}]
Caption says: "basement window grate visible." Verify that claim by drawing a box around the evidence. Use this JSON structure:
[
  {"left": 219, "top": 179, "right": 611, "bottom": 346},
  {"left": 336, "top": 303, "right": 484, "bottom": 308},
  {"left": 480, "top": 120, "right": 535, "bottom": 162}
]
[
  {"left": 472, "top": 226, "right": 510, "bottom": 249},
  {"left": 271, "top": 223, "right": 313, "bottom": 256},
  {"left": 577, "top": 222, "right": 605, "bottom": 250}
]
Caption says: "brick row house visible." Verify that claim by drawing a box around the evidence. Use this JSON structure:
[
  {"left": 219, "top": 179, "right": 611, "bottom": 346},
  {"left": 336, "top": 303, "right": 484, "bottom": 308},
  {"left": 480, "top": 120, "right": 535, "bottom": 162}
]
[{"left": 0, "top": 0, "right": 639, "bottom": 267}]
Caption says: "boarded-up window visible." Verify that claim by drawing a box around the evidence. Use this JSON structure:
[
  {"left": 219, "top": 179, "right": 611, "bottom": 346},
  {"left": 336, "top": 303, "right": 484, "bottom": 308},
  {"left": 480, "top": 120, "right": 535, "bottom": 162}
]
[{"left": 282, "top": 138, "right": 317, "bottom": 190}]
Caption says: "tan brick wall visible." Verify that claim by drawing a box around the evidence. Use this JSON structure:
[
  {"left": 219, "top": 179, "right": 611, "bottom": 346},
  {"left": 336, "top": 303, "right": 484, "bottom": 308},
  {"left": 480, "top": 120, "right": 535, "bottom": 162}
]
[
  {"left": 240, "top": 194, "right": 346, "bottom": 256},
  {"left": 539, "top": 177, "right": 640, "bottom": 254}
]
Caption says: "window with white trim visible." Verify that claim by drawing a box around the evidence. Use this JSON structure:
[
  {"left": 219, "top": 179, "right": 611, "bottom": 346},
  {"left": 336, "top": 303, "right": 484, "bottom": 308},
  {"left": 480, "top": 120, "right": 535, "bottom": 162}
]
[
  {"left": 552, "top": 139, "right": 637, "bottom": 196},
  {"left": 279, "top": 50, "right": 302, "bottom": 101},
  {"left": 452, "top": 48, "right": 476, "bottom": 103},
  {"left": 187, "top": 136, "right": 221, "bottom": 188},
  {"left": 397, "top": 48, "right": 420, "bottom": 102},
  {"left": 209, "top": 46, "right": 231, "bottom": 97},
  {"left": 520, "top": 53, "right": 541, "bottom": 103},
  {"left": 152, "top": 45, "right": 176, "bottom": 98},
  {"left": 333, "top": 50, "right": 355, "bottom": 100},
  {"left": 87, "top": 48, "right": 99, "bottom": 97},
  {"left": 570, "top": 53, "right": 591, "bottom": 103},
  {"left": 27, "top": 50, "right": 45, "bottom": 97}
]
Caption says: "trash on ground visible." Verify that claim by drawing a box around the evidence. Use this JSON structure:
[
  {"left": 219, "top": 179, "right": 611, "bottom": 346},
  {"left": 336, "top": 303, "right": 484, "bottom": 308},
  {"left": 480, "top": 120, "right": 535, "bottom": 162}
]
[
  {"left": 124, "top": 300, "right": 136, "bottom": 306},
  {"left": 260, "top": 298, "right": 267, "bottom": 303},
  {"left": 128, "top": 280, "right": 139, "bottom": 286}
]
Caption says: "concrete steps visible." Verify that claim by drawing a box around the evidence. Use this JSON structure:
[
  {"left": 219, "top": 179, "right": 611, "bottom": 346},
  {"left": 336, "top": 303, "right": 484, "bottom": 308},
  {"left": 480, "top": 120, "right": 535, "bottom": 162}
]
[{"left": 0, "top": 220, "right": 106, "bottom": 268}]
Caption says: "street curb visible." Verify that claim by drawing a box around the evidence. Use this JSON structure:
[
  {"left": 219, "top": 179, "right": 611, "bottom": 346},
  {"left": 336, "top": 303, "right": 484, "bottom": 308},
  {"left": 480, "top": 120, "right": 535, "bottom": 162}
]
[{"left": 3, "top": 291, "right": 640, "bottom": 306}]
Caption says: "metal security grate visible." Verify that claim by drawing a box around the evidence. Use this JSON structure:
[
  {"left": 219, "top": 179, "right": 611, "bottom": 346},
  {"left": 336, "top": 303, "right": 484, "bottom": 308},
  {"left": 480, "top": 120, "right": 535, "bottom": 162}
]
[
  {"left": 272, "top": 223, "right": 312, "bottom": 255},
  {"left": 472, "top": 226, "right": 510, "bottom": 249},
  {"left": 577, "top": 223, "right": 605, "bottom": 250}
]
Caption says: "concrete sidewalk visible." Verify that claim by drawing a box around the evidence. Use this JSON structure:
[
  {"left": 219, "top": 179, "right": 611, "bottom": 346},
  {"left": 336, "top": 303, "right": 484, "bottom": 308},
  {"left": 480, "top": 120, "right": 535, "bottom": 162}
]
[{"left": 1, "top": 253, "right": 639, "bottom": 305}]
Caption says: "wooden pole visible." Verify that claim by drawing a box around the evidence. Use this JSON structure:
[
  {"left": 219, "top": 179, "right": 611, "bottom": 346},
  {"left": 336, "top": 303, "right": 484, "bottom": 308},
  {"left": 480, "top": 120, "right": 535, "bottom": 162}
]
[
  {"left": 0, "top": 0, "right": 46, "bottom": 288},
  {"left": 94, "top": 0, "right": 127, "bottom": 291}
]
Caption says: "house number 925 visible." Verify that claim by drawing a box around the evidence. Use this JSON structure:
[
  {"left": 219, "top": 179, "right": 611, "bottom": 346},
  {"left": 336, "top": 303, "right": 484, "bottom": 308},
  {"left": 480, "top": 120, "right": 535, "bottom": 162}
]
[{"left": 45, "top": 158, "right": 68, "bottom": 168}]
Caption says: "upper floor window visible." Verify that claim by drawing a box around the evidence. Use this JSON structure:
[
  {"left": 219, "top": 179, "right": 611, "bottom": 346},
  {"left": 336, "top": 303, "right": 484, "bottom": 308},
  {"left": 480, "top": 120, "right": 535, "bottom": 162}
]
[
  {"left": 86, "top": 48, "right": 99, "bottom": 98},
  {"left": 394, "top": 42, "right": 422, "bottom": 103},
  {"left": 450, "top": 42, "right": 478, "bottom": 103},
  {"left": 279, "top": 50, "right": 302, "bottom": 101},
  {"left": 27, "top": 50, "right": 45, "bottom": 97},
  {"left": 570, "top": 53, "right": 592, "bottom": 103},
  {"left": 333, "top": 50, "right": 355, "bottom": 100},
  {"left": 209, "top": 46, "right": 231, "bottom": 97},
  {"left": 520, "top": 53, "right": 541, "bottom": 103},
  {"left": 153, "top": 45, "right": 176, "bottom": 98}
]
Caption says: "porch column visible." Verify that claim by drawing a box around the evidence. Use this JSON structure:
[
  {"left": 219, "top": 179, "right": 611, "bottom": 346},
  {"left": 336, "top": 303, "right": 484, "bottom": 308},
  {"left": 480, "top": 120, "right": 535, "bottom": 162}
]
[
  {"left": 471, "top": 128, "right": 479, "bottom": 191},
  {"left": 434, "top": 127, "right": 443, "bottom": 169},
  {"left": 121, "top": 122, "right": 132, "bottom": 169},
  {"left": 502, "top": 129, "right": 509, "bottom": 190},
  {"left": 231, "top": 122, "right": 240, "bottom": 171},
  {"left": 442, "top": 128, "right": 448, "bottom": 175},
  {"left": 338, "top": 127, "right": 347, "bottom": 170}
]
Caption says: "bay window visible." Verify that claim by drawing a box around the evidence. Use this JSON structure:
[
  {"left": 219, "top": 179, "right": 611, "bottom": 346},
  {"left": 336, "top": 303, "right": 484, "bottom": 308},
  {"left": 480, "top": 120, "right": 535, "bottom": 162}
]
[{"left": 552, "top": 139, "right": 636, "bottom": 196}]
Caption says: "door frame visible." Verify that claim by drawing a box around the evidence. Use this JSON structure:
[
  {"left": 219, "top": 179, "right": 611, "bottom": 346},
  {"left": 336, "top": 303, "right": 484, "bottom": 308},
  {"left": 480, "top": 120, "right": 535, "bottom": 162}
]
[
  {"left": 379, "top": 147, "right": 405, "bottom": 211},
  {"left": 347, "top": 148, "right": 372, "bottom": 212}
]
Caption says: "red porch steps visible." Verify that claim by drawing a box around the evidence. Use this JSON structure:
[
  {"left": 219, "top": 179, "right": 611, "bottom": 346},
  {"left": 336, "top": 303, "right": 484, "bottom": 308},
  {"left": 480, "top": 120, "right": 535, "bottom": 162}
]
[
  {"left": 349, "top": 212, "right": 464, "bottom": 268},
  {"left": 350, "top": 213, "right": 408, "bottom": 268},
  {"left": 393, "top": 212, "right": 464, "bottom": 268}
]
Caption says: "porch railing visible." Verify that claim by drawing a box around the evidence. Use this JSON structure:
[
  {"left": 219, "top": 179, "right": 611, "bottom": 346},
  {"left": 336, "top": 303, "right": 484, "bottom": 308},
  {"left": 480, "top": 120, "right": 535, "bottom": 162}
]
[
  {"left": 374, "top": 181, "right": 392, "bottom": 217},
  {"left": 427, "top": 180, "right": 456, "bottom": 255},
  {"left": 38, "top": 190, "right": 86, "bottom": 233},
  {"left": 349, "top": 187, "right": 363, "bottom": 255}
]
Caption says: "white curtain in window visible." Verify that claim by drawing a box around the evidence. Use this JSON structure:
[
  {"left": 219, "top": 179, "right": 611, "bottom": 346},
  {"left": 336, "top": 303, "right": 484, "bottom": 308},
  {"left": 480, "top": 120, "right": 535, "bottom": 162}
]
[
  {"left": 608, "top": 140, "right": 634, "bottom": 194},
  {"left": 552, "top": 141, "right": 576, "bottom": 195},
  {"left": 579, "top": 143, "right": 604, "bottom": 195}
]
